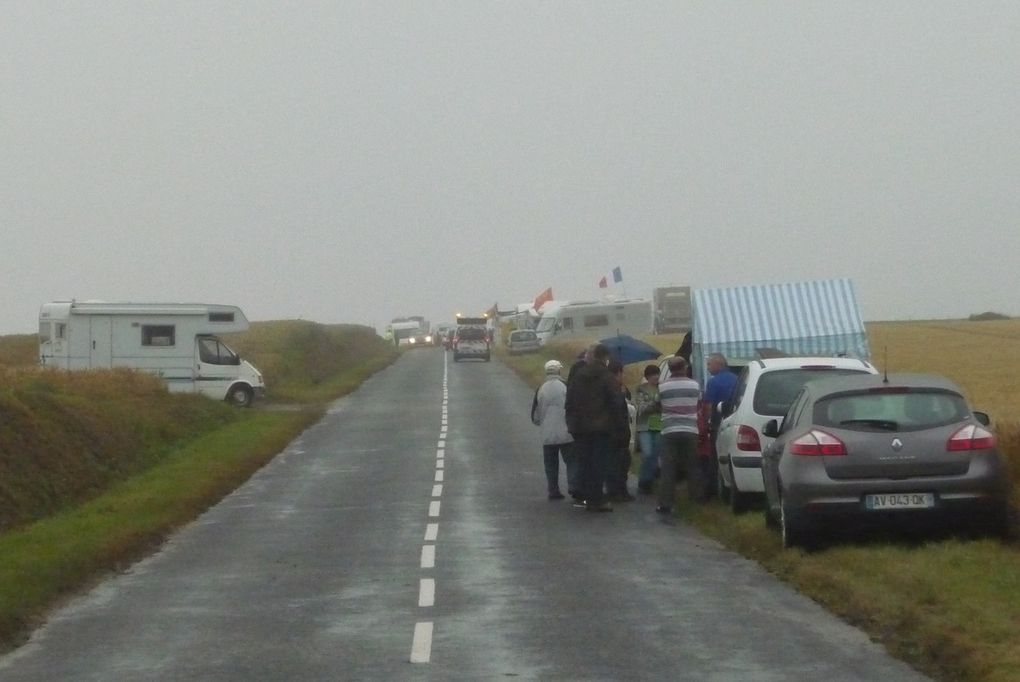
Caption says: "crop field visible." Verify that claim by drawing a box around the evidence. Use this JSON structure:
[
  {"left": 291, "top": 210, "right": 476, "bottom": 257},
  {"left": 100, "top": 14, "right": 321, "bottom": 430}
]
[
  {"left": 499, "top": 318, "right": 1020, "bottom": 682},
  {"left": 0, "top": 334, "right": 37, "bottom": 367}
]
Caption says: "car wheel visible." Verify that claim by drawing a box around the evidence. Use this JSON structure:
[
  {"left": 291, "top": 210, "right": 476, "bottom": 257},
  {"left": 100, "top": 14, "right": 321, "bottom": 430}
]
[
  {"left": 779, "top": 490, "right": 813, "bottom": 549},
  {"left": 729, "top": 463, "right": 747, "bottom": 514},
  {"left": 978, "top": 501, "right": 1013, "bottom": 540},
  {"left": 227, "top": 385, "right": 253, "bottom": 408}
]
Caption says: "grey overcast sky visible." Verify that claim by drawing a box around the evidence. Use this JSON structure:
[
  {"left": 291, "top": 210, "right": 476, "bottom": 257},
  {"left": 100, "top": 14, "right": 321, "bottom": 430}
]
[{"left": 3, "top": 1, "right": 1019, "bottom": 335}]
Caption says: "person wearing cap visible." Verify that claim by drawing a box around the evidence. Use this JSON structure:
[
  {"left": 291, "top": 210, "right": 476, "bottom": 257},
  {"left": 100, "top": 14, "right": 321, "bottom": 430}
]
[
  {"left": 531, "top": 359, "right": 579, "bottom": 500},
  {"left": 656, "top": 355, "right": 703, "bottom": 513}
]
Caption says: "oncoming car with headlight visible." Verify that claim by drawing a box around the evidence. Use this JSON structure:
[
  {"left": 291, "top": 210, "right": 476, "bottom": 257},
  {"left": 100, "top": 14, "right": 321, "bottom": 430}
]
[{"left": 407, "top": 330, "right": 435, "bottom": 347}]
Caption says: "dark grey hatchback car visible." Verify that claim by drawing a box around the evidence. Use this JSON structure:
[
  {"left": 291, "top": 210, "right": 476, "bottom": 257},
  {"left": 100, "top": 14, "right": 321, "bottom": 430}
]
[{"left": 761, "top": 373, "right": 1011, "bottom": 548}]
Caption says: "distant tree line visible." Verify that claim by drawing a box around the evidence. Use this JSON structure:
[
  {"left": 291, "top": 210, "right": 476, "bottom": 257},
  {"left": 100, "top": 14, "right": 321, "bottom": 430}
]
[{"left": 968, "top": 311, "right": 1011, "bottom": 321}]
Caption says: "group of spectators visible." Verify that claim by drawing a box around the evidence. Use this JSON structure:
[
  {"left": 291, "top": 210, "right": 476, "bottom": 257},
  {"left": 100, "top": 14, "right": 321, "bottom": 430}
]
[{"left": 531, "top": 342, "right": 738, "bottom": 514}]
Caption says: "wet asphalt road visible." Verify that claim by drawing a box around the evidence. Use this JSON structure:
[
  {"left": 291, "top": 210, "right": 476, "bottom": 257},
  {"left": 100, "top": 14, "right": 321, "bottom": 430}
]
[{"left": 0, "top": 350, "right": 929, "bottom": 681}]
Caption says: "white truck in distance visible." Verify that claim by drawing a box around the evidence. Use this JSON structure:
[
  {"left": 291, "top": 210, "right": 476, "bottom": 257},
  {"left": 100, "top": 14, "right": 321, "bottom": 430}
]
[{"left": 38, "top": 301, "right": 265, "bottom": 407}]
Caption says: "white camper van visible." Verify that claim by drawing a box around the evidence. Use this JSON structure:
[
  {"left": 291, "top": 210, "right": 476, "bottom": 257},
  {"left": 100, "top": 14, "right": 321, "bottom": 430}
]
[
  {"left": 535, "top": 299, "right": 654, "bottom": 346},
  {"left": 39, "top": 301, "right": 265, "bottom": 407}
]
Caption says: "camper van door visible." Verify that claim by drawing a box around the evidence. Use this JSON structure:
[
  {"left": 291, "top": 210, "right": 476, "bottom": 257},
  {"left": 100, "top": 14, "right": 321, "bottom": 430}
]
[
  {"left": 89, "top": 316, "right": 113, "bottom": 368},
  {"left": 195, "top": 336, "right": 242, "bottom": 399}
]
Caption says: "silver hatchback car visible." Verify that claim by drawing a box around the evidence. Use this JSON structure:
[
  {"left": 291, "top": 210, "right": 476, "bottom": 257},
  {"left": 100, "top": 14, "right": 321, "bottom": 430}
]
[
  {"left": 762, "top": 373, "right": 1011, "bottom": 548},
  {"left": 506, "top": 329, "right": 541, "bottom": 355}
]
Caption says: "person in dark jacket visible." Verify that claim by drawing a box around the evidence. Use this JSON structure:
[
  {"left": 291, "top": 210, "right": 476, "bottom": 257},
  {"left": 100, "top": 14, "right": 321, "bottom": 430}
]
[
  {"left": 605, "top": 360, "right": 634, "bottom": 501},
  {"left": 565, "top": 344, "right": 618, "bottom": 512}
]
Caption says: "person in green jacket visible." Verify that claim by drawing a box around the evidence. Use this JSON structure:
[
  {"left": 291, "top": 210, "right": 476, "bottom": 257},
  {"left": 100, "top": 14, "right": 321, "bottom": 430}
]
[{"left": 634, "top": 364, "right": 663, "bottom": 494}]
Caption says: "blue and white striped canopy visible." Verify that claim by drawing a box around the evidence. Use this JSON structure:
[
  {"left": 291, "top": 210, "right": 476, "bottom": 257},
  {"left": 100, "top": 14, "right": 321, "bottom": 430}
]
[{"left": 691, "top": 278, "right": 870, "bottom": 381}]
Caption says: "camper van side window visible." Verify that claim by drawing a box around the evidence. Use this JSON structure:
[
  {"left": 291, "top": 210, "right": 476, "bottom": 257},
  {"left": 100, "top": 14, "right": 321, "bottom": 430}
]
[
  {"left": 583, "top": 314, "right": 610, "bottom": 328},
  {"left": 208, "top": 312, "right": 235, "bottom": 323},
  {"left": 560, "top": 318, "right": 574, "bottom": 331},
  {"left": 56, "top": 323, "right": 66, "bottom": 339},
  {"left": 142, "top": 325, "right": 175, "bottom": 347}
]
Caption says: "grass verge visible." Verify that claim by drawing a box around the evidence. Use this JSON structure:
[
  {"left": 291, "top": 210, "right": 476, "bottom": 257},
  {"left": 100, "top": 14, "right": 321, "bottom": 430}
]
[
  {"left": 672, "top": 498, "right": 1020, "bottom": 682},
  {"left": 0, "top": 409, "right": 320, "bottom": 649}
]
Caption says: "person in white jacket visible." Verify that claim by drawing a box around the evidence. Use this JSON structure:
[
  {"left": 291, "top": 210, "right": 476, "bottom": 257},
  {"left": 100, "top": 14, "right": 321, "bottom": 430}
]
[{"left": 531, "top": 360, "right": 580, "bottom": 501}]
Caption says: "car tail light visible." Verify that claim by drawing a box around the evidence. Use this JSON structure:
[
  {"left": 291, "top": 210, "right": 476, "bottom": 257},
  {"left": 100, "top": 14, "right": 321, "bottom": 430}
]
[
  {"left": 947, "top": 424, "right": 996, "bottom": 451},
  {"left": 789, "top": 430, "right": 847, "bottom": 456},
  {"left": 736, "top": 425, "right": 761, "bottom": 451}
]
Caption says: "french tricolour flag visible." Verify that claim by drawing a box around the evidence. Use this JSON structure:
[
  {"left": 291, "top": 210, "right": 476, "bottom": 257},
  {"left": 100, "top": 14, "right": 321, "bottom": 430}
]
[{"left": 598, "top": 267, "right": 623, "bottom": 288}]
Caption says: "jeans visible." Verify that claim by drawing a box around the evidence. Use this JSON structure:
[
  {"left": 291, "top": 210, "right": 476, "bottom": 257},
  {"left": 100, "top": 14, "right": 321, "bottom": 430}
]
[
  {"left": 657, "top": 431, "right": 702, "bottom": 508},
  {"left": 573, "top": 432, "right": 612, "bottom": 506},
  {"left": 637, "top": 430, "right": 661, "bottom": 487},
  {"left": 543, "top": 442, "right": 579, "bottom": 495}
]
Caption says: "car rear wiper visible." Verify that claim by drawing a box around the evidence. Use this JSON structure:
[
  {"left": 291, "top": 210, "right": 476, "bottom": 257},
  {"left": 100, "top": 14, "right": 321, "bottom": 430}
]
[{"left": 839, "top": 418, "right": 899, "bottom": 430}]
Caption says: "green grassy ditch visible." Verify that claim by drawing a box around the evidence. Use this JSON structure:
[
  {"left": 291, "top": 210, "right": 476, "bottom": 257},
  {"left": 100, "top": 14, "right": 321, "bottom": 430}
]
[
  {"left": 0, "top": 320, "right": 396, "bottom": 649},
  {"left": 500, "top": 345, "right": 1020, "bottom": 682}
]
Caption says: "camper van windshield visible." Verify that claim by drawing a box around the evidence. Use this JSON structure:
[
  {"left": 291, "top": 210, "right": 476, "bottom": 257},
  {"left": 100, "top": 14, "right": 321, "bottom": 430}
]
[{"left": 536, "top": 317, "right": 555, "bottom": 333}]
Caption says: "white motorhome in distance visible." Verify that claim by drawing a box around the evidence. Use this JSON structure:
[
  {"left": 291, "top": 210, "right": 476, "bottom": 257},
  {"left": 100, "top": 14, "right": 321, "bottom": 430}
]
[
  {"left": 38, "top": 301, "right": 265, "bottom": 406},
  {"left": 535, "top": 299, "right": 654, "bottom": 346}
]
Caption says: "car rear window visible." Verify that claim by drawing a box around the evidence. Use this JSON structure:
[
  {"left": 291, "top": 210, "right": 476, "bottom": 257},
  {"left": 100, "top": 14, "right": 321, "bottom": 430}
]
[
  {"left": 814, "top": 389, "right": 969, "bottom": 431},
  {"left": 752, "top": 368, "right": 868, "bottom": 416},
  {"left": 511, "top": 331, "right": 536, "bottom": 341},
  {"left": 457, "top": 327, "right": 487, "bottom": 341}
]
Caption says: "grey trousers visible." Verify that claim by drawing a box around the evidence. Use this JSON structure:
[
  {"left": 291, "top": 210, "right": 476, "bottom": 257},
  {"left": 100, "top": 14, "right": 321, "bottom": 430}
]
[{"left": 657, "top": 431, "right": 701, "bottom": 508}]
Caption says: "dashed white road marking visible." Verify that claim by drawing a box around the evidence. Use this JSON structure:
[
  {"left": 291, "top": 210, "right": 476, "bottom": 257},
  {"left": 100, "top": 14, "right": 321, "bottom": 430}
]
[
  {"left": 421, "top": 545, "right": 436, "bottom": 569},
  {"left": 419, "top": 578, "right": 435, "bottom": 607},
  {"left": 409, "top": 353, "right": 447, "bottom": 665},
  {"left": 410, "top": 622, "right": 433, "bottom": 663}
]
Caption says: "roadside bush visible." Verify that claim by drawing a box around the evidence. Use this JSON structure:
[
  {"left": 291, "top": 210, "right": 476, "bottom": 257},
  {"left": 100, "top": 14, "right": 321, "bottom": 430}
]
[{"left": 224, "top": 321, "right": 396, "bottom": 402}]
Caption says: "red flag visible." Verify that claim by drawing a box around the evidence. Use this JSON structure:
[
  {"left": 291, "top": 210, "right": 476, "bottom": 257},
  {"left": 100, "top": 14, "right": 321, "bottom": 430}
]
[
  {"left": 598, "top": 276, "right": 608, "bottom": 288},
  {"left": 533, "top": 287, "right": 553, "bottom": 310}
]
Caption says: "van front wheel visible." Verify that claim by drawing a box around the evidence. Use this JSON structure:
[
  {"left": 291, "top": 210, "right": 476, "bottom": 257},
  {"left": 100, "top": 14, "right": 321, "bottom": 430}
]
[{"left": 227, "top": 385, "right": 254, "bottom": 408}]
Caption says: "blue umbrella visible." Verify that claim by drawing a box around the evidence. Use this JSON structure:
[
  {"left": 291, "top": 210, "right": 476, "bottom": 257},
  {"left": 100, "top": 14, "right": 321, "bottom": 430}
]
[{"left": 599, "top": 334, "right": 662, "bottom": 365}]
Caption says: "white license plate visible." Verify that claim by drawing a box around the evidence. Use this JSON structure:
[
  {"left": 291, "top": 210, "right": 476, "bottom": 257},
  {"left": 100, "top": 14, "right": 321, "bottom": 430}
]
[{"left": 864, "top": 493, "right": 935, "bottom": 510}]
